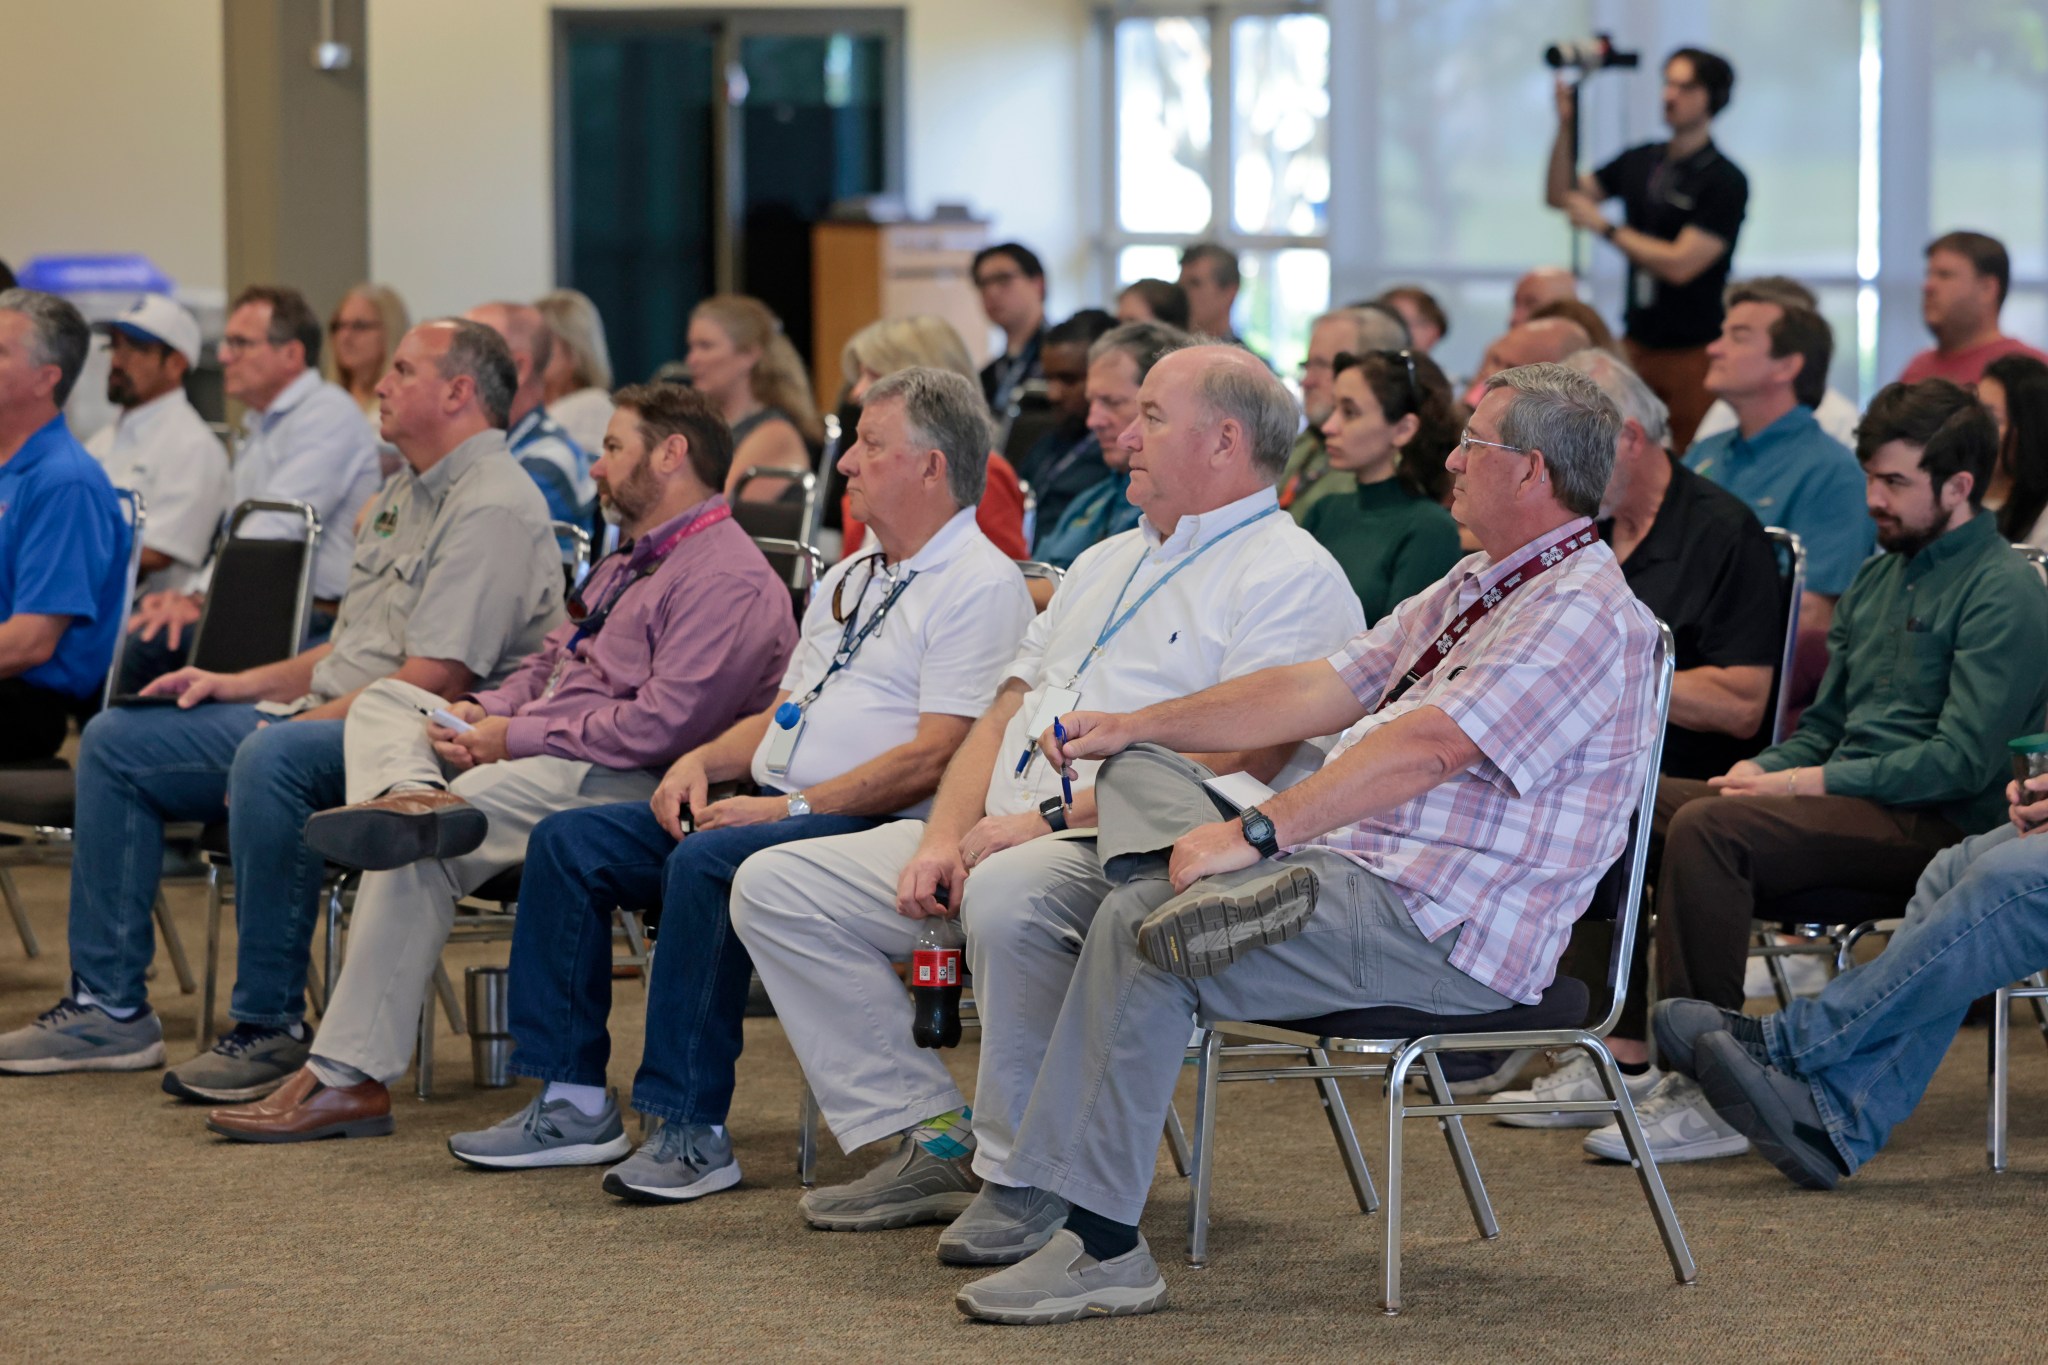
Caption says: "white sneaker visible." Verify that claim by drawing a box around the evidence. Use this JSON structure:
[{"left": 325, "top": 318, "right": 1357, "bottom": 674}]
[
  {"left": 1744, "top": 948, "right": 1832, "bottom": 1000},
  {"left": 1583, "top": 1072, "right": 1751, "bottom": 1163},
  {"left": 1490, "top": 1053, "right": 1659, "bottom": 1129}
]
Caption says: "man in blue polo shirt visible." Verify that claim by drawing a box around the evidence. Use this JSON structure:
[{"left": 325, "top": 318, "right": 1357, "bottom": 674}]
[
  {"left": 1684, "top": 289, "right": 1873, "bottom": 648},
  {"left": 467, "top": 301, "right": 590, "bottom": 525},
  {"left": 0, "top": 289, "right": 130, "bottom": 761}
]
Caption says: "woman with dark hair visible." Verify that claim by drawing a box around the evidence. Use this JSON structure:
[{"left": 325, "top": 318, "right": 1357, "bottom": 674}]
[
  {"left": 1301, "top": 348, "right": 1465, "bottom": 622},
  {"left": 1979, "top": 353, "right": 2048, "bottom": 548}
]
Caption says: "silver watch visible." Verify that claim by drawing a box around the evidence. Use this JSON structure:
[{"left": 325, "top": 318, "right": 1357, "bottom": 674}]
[{"left": 785, "top": 791, "right": 812, "bottom": 818}]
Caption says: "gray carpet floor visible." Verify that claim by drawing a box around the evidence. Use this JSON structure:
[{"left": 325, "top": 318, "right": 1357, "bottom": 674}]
[{"left": 0, "top": 857, "right": 2043, "bottom": 1362}]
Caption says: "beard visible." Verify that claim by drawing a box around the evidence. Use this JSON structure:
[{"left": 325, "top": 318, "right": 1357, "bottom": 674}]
[
  {"left": 1872, "top": 510, "right": 1946, "bottom": 556},
  {"left": 600, "top": 456, "right": 663, "bottom": 529}
]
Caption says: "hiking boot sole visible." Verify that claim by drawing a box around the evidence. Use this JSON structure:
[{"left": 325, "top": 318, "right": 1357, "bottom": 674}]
[
  {"left": 803, "top": 1190, "right": 976, "bottom": 1231},
  {"left": 303, "top": 804, "right": 488, "bottom": 871},
  {"left": 1137, "top": 867, "right": 1319, "bottom": 978},
  {"left": 955, "top": 1279, "right": 1168, "bottom": 1324}
]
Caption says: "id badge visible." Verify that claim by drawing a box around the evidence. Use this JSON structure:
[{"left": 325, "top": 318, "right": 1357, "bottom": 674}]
[{"left": 763, "top": 714, "right": 806, "bottom": 776}]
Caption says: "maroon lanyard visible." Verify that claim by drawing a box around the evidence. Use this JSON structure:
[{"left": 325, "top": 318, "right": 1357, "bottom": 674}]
[{"left": 1374, "top": 522, "right": 1600, "bottom": 713}]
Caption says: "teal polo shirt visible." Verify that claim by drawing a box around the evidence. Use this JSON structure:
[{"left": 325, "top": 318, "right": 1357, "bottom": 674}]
[
  {"left": 0, "top": 414, "right": 130, "bottom": 697},
  {"left": 1683, "top": 405, "right": 1875, "bottom": 596}
]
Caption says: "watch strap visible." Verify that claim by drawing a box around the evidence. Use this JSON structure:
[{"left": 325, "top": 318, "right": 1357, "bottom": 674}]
[{"left": 1039, "top": 795, "right": 1069, "bottom": 833}]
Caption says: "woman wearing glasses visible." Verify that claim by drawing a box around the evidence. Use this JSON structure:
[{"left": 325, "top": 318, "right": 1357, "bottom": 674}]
[
  {"left": 325, "top": 283, "right": 409, "bottom": 477},
  {"left": 1302, "top": 349, "right": 1465, "bottom": 623}
]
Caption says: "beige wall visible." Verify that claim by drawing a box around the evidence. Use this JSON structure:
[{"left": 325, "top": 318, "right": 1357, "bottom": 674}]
[
  {"left": 1, "top": 0, "right": 227, "bottom": 299},
  {"left": 365, "top": 0, "right": 1094, "bottom": 330}
]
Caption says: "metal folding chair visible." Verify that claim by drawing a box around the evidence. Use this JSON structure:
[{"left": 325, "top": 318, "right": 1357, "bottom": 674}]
[
  {"left": 1183, "top": 623, "right": 1690, "bottom": 1313},
  {"left": 1761, "top": 527, "right": 1805, "bottom": 747},
  {"left": 1990, "top": 972, "right": 2048, "bottom": 1172},
  {"left": 552, "top": 519, "right": 593, "bottom": 598},
  {"left": 746, "top": 535, "right": 828, "bottom": 622},
  {"left": 732, "top": 468, "right": 820, "bottom": 548}
]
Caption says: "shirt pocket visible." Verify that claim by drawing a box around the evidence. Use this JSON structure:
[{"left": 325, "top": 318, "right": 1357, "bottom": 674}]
[
  {"left": 1895, "top": 627, "right": 1954, "bottom": 711},
  {"left": 378, "top": 548, "right": 428, "bottom": 639}
]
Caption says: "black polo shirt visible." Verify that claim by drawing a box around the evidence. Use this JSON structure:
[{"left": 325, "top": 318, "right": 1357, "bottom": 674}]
[
  {"left": 1594, "top": 138, "right": 1748, "bottom": 350},
  {"left": 1600, "top": 456, "right": 1783, "bottom": 780}
]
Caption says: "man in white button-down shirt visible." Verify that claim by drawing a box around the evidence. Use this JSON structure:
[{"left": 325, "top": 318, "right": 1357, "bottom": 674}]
[
  {"left": 123, "top": 285, "right": 379, "bottom": 690},
  {"left": 731, "top": 344, "right": 1365, "bottom": 1252},
  {"left": 85, "top": 296, "right": 231, "bottom": 599}
]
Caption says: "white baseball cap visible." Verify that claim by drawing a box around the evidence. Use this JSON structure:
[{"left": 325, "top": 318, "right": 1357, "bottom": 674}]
[{"left": 97, "top": 294, "right": 202, "bottom": 368}]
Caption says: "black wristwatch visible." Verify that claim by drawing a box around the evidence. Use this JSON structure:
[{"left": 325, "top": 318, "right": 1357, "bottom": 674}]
[
  {"left": 1039, "top": 795, "right": 1069, "bottom": 833},
  {"left": 1240, "top": 806, "right": 1280, "bottom": 858},
  {"left": 1601, "top": 220, "right": 1620, "bottom": 242}
]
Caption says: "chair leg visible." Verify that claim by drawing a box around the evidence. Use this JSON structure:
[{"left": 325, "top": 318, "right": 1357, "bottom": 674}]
[
  {"left": 1186, "top": 1029, "right": 1221, "bottom": 1269},
  {"left": 1764, "top": 948, "right": 1796, "bottom": 1011},
  {"left": 0, "top": 865, "right": 40, "bottom": 957},
  {"left": 2027, "top": 973, "right": 2048, "bottom": 1048},
  {"left": 1422, "top": 1052, "right": 1495, "bottom": 1238},
  {"left": 153, "top": 893, "right": 197, "bottom": 994},
  {"left": 198, "top": 866, "right": 224, "bottom": 1051},
  {"left": 1310, "top": 1046, "right": 1378, "bottom": 1216},
  {"left": 1990, "top": 985, "right": 2013, "bottom": 1173},
  {"left": 434, "top": 962, "right": 465, "bottom": 1035},
  {"left": 1586, "top": 1042, "right": 1697, "bottom": 1285},
  {"left": 1163, "top": 1103, "right": 1192, "bottom": 1178},
  {"left": 322, "top": 876, "right": 346, "bottom": 1005},
  {"left": 1382, "top": 1050, "right": 1410, "bottom": 1315},
  {"left": 616, "top": 909, "right": 651, "bottom": 991},
  {"left": 797, "top": 1082, "right": 820, "bottom": 1187},
  {"left": 415, "top": 994, "right": 435, "bottom": 1101}
]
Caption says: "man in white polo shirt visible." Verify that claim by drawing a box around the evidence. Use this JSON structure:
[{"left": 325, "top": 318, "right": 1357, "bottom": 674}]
[
  {"left": 729, "top": 344, "right": 1365, "bottom": 1254},
  {"left": 85, "top": 296, "right": 231, "bottom": 601},
  {"left": 442, "top": 367, "right": 1035, "bottom": 1197}
]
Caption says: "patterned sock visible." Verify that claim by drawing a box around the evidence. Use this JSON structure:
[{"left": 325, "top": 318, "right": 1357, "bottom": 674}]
[
  {"left": 908, "top": 1105, "right": 975, "bottom": 1161},
  {"left": 1065, "top": 1203, "right": 1139, "bottom": 1261}
]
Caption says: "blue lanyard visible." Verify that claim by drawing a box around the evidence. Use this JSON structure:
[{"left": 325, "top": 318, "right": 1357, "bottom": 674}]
[
  {"left": 1066, "top": 505, "right": 1280, "bottom": 688},
  {"left": 775, "top": 560, "right": 917, "bottom": 727}
]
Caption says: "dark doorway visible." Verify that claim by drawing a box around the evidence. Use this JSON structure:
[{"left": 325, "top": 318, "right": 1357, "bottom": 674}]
[{"left": 556, "top": 10, "right": 904, "bottom": 387}]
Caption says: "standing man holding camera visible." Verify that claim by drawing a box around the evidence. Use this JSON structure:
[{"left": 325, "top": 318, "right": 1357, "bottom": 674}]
[{"left": 1547, "top": 46, "right": 1747, "bottom": 453}]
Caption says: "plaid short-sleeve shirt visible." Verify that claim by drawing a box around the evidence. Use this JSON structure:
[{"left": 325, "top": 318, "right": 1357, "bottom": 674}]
[{"left": 1306, "top": 518, "right": 1662, "bottom": 1003}]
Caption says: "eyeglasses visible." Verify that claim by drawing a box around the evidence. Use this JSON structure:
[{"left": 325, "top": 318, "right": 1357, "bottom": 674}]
[
  {"left": 1456, "top": 428, "right": 1529, "bottom": 458},
  {"left": 329, "top": 319, "right": 382, "bottom": 335},
  {"left": 832, "top": 551, "right": 891, "bottom": 624},
  {"left": 1379, "top": 348, "right": 1421, "bottom": 411}
]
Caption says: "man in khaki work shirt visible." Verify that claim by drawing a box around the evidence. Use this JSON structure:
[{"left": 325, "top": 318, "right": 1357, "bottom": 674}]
[{"left": 0, "top": 319, "right": 563, "bottom": 1080}]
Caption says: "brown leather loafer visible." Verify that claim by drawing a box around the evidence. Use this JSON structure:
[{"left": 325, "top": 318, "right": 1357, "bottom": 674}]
[
  {"left": 302, "top": 787, "right": 488, "bottom": 870},
  {"left": 206, "top": 1065, "right": 394, "bottom": 1143}
]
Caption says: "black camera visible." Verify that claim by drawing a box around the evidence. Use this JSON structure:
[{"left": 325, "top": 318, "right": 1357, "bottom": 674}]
[{"left": 1545, "top": 33, "right": 1640, "bottom": 72}]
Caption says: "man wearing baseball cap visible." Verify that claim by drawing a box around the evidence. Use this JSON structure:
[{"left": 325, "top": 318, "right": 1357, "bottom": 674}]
[{"left": 86, "top": 296, "right": 231, "bottom": 599}]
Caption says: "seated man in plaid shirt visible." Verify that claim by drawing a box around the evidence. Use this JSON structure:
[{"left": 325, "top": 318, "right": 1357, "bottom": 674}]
[{"left": 952, "top": 362, "right": 1664, "bottom": 1326}]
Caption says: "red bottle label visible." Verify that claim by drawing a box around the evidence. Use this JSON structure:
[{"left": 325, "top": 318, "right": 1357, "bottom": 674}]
[{"left": 912, "top": 947, "right": 960, "bottom": 987}]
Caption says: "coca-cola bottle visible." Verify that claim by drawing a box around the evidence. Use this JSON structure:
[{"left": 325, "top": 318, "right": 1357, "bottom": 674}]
[{"left": 911, "top": 916, "right": 964, "bottom": 1049}]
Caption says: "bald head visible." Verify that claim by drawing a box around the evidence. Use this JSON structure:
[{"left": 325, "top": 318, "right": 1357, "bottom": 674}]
[
  {"left": 1126, "top": 343, "right": 1299, "bottom": 533},
  {"left": 465, "top": 301, "right": 554, "bottom": 421},
  {"left": 1510, "top": 267, "right": 1579, "bottom": 328},
  {"left": 1471, "top": 317, "right": 1595, "bottom": 395}
]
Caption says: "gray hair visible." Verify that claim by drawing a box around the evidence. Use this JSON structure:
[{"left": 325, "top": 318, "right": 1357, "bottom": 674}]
[
  {"left": 1170, "top": 343, "right": 1301, "bottom": 479},
  {"left": 1482, "top": 361, "right": 1620, "bottom": 517},
  {"left": 0, "top": 288, "right": 91, "bottom": 407},
  {"left": 862, "top": 365, "right": 992, "bottom": 509},
  {"left": 535, "top": 288, "right": 614, "bottom": 390},
  {"left": 431, "top": 319, "right": 519, "bottom": 429},
  {"left": 1088, "top": 320, "right": 1192, "bottom": 383},
  {"left": 1314, "top": 305, "right": 1408, "bottom": 355},
  {"left": 1563, "top": 348, "right": 1669, "bottom": 448}
]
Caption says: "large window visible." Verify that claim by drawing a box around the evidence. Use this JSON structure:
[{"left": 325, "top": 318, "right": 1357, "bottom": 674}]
[{"left": 1105, "top": 4, "right": 1330, "bottom": 378}]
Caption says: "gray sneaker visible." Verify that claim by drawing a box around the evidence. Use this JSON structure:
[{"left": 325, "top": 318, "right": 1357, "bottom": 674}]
[
  {"left": 1651, "top": 998, "right": 1770, "bottom": 1080},
  {"left": 0, "top": 998, "right": 165, "bottom": 1074},
  {"left": 800, "top": 1135, "right": 978, "bottom": 1230},
  {"left": 1136, "top": 865, "right": 1320, "bottom": 978},
  {"left": 1695, "top": 1030, "right": 1848, "bottom": 1190},
  {"left": 955, "top": 1229, "right": 1168, "bottom": 1324},
  {"left": 938, "top": 1182, "right": 1070, "bottom": 1265},
  {"left": 602, "top": 1120, "right": 741, "bottom": 1202},
  {"left": 162, "top": 1023, "right": 310, "bottom": 1102},
  {"left": 450, "top": 1090, "right": 634, "bottom": 1170}
]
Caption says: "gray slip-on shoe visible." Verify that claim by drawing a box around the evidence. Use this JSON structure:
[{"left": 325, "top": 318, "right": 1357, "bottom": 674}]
[
  {"left": 1651, "top": 998, "right": 1769, "bottom": 1081},
  {"left": 0, "top": 998, "right": 164, "bottom": 1074},
  {"left": 1695, "top": 1031, "right": 1847, "bottom": 1190},
  {"left": 955, "top": 1229, "right": 1168, "bottom": 1325},
  {"left": 602, "top": 1121, "right": 740, "bottom": 1203},
  {"left": 800, "top": 1135, "right": 978, "bottom": 1230},
  {"left": 451, "top": 1090, "right": 634, "bottom": 1170},
  {"left": 937, "top": 1182, "right": 1070, "bottom": 1266},
  {"left": 1137, "top": 865, "right": 1319, "bottom": 978},
  {"left": 163, "top": 1023, "right": 309, "bottom": 1102}
]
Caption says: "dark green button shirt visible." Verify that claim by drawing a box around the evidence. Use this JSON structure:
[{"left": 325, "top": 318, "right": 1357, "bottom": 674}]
[
  {"left": 1302, "top": 476, "right": 1466, "bottom": 626},
  {"left": 1759, "top": 511, "right": 2048, "bottom": 833}
]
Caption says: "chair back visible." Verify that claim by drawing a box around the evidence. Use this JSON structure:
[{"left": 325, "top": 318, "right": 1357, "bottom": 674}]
[
  {"left": 187, "top": 499, "right": 320, "bottom": 676},
  {"left": 814, "top": 413, "right": 842, "bottom": 543},
  {"left": 552, "top": 520, "right": 593, "bottom": 597},
  {"left": 1761, "top": 527, "right": 1805, "bottom": 745},
  {"left": 1019, "top": 479, "right": 1039, "bottom": 548},
  {"left": 1014, "top": 559, "right": 1064, "bottom": 612},
  {"left": 748, "top": 535, "right": 827, "bottom": 622},
  {"left": 732, "top": 468, "right": 819, "bottom": 548},
  {"left": 1581, "top": 619, "right": 1675, "bottom": 1038},
  {"left": 99, "top": 488, "right": 148, "bottom": 709},
  {"left": 1001, "top": 385, "right": 1060, "bottom": 468},
  {"left": 2013, "top": 541, "right": 2048, "bottom": 586}
]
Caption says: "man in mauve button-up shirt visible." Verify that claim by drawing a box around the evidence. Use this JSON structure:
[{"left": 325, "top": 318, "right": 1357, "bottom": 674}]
[{"left": 192, "top": 382, "right": 796, "bottom": 1134}]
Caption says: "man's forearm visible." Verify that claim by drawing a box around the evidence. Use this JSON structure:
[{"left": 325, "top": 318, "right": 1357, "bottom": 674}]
[
  {"left": 1128, "top": 661, "right": 1362, "bottom": 756},
  {"left": 1668, "top": 665, "right": 1773, "bottom": 738},
  {"left": 806, "top": 720, "right": 974, "bottom": 818},
  {"left": 697, "top": 707, "right": 778, "bottom": 784},
  {"left": 1545, "top": 122, "right": 1578, "bottom": 206},
  {"left": 921, "top": 685, "right": 1023, "bottom": 843},
  {"left": 1262, "top": 706, "right": 1479, "bottom": 848},
  {"left": 239, "top": 643, "right": 330, "bottom": 703}
]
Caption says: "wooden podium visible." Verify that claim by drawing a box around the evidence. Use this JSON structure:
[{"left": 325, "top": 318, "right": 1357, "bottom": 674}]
[{"left": 811, "top": 218, "right": 990, "bottom": 414}]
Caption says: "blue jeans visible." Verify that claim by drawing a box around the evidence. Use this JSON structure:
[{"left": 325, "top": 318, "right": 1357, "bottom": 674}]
[
  {"left": 1767, "top": 822, "right": 2048, "bottom": 1171},
  {"left": 67, "top": 703, "right": 346, "bottom": 1023},
  {"left": 506, "top": 800, "right": 886, "bottom": 1123}
]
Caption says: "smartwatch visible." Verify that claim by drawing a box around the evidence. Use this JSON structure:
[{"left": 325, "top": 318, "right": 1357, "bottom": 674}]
[
  {"left": 1240, "top": 805, "right": 1280, "bottom": 859},
  {"left": 786, "top": 791, "right": 812, "bottom": 818},
  {"left": 1038, "top": 794, "right": 1069, "bottom": 833},
  {"left": 1600, "top": 220, "right": 1620, "bottom": 242}
]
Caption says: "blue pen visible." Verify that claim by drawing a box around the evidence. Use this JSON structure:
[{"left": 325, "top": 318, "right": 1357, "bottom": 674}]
[{"left": 1052, "top": 717, "right": 1074, "bottom": 807}]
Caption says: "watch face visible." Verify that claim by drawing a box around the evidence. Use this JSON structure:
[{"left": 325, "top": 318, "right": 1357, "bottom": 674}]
[{"left": 1243, "top": 809, "right": 1274, "bottom": 844}]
